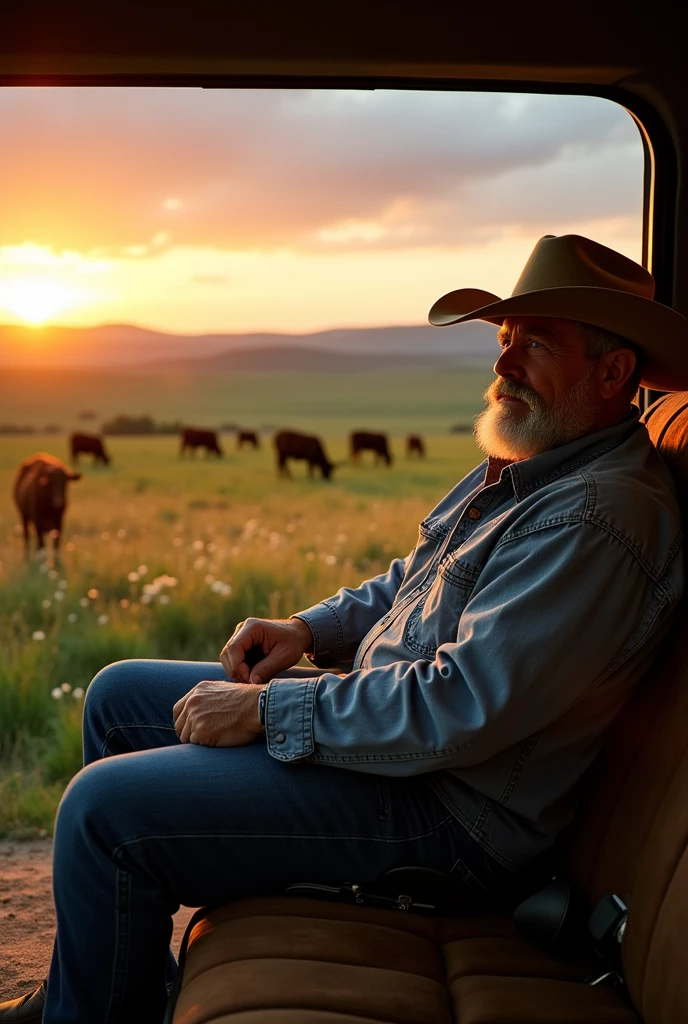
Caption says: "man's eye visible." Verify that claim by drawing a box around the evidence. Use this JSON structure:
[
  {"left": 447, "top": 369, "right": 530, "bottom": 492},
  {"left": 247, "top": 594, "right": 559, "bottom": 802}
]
[{"left": 526, "top": 338, "right": 543, "bottom": 348}]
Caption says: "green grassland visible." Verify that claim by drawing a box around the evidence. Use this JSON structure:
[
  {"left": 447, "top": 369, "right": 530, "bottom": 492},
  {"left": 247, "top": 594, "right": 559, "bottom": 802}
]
[
  {"left": 0, "top": 367, "right": 490, "bottom": 837},
  {"left": 0, "top": 365, "right": 491, "bottom": 434}
]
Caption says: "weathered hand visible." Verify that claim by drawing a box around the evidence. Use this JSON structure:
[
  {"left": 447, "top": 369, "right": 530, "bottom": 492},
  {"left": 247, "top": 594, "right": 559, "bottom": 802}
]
[
  {"left": 173, "top": 680, "right": 265, "bottom": 747},
  {"left": 220, "top": 616, "right": 314, "bottom": 686}
]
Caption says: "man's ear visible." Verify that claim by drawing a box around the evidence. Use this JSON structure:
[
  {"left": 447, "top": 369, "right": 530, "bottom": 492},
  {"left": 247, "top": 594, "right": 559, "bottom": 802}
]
[{"left": 598, "top": 348, "right": 637, "bottom": 399}]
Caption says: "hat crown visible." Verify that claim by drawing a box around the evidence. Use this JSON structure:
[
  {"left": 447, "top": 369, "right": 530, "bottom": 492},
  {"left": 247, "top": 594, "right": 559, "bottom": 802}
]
[{"left": 512, "top": 234, "right": 655, "bottom": 300}]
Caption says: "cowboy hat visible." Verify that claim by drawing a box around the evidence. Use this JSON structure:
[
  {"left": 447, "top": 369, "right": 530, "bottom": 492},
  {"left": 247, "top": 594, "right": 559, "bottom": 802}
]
[{"left": 428, "top": 234, "right": 688, "bottom": 391}]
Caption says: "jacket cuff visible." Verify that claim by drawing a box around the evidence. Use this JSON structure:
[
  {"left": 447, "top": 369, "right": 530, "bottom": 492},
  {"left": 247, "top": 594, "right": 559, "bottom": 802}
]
[
  {"left": 291, "top": 602, "right": 343, "bottom": 665},
  {"left": 264, "top": 678, "right": 318, "bottom": 761}
]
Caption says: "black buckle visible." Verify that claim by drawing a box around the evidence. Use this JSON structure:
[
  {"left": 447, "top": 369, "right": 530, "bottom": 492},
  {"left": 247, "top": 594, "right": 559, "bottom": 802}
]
[{"left": 284, "top": 881, "right": 436, "bottom": 913}]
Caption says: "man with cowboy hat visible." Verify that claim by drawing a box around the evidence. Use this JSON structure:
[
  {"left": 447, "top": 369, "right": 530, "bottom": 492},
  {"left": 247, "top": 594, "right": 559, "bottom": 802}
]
[{"left": 3, "top": 234, "right": 687, "bottom": 1024}]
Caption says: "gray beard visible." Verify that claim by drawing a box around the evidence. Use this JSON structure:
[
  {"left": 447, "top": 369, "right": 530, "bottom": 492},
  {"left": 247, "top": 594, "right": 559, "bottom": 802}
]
[{"left": 474, "top": 371, "right": 601, "bottom": 460}]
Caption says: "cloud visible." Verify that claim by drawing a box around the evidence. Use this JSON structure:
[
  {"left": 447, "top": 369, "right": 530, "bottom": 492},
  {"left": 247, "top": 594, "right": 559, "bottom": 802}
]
[{"left": 0, "top": 89, "right": 641, "bottom": 254}]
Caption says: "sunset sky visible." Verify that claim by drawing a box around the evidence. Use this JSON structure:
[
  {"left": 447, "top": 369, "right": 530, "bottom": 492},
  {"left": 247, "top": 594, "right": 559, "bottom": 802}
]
[{"left": 0, "top": 88, "right": 643, "bottom": 334}]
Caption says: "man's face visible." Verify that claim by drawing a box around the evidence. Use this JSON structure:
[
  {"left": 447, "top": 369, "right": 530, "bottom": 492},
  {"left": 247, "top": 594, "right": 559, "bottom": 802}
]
[{"left": 475, "top": 315, "right": 603, "bottom": 460}]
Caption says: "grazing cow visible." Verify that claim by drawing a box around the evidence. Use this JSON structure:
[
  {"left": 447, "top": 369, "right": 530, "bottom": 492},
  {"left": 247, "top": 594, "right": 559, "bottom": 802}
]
[
  {"left": 406, "top": 434, "right": 426, "bottom": 458},
  {"left": 180, "top": 427, "right": 223, "bottom": 457},
  {"left": 13, "top": 453, "right": 81, "bottom": 556},
  {"left": 70, "top": 432, "right": 111, "bottom": 465},
  {"left": 237, "top": 429, "right": 260, "bottom": 450},
  {"left": 274, "top": 431, "right": 336, "bottom": 480},
  {"left": 349, "top": 431, "right": 393, "bottom": 466}
]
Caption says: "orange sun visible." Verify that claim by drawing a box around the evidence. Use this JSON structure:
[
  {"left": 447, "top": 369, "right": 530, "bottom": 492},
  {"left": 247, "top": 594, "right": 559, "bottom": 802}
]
[{"left": 0, "top": 276, "right": 82, "bottom": 325}]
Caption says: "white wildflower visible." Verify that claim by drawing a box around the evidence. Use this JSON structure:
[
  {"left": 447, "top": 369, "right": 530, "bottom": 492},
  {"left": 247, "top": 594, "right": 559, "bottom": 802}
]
[
  {"left": 73, "top": 687, "right": 85, "bottom": 699},
  {"left": 137, "top": 564, "right": 148, "bottom": 576},
  {"left": 116, "top": 529, "right": 127, "bottom": 539},
  {"left": 32, "top": 630, "right": 46, "bottom": 641},
  {"left": 42, "top": 599, "right": 52, "bottom": 609},
  {"left": 61, "top": 682, "right": 71, "bottom": 693},
  {"left": 97, "top": 614, "right": 109, "bottom": 625},
  {"left": 128, "top": 571, "right": 139, "bottom": 582},
  {"left": 158, "top": 594, "right": 170, "bottom": 605},
  {"left": 191, "top": 540, "right": 204, "bottom": 551},
  {"left": 79, "top": 597, "right": 90, "bottom": 607},
  {"left": 54, "top": 591, "right": 65, "bottom": 601},
  {"left": 58, "top": 580, "right": 68, "bottom": 590},
  {"left": 68, "top": 613, "right": 78, "bottom": 623},
  {"left": 51, "top": 687, "right": 63, "bottom": 700}
]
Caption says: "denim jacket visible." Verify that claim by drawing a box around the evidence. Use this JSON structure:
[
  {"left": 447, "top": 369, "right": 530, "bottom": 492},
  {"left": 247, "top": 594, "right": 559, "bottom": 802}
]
[{"left": 264, "top": 411, "right": 683, "bottom": 870}]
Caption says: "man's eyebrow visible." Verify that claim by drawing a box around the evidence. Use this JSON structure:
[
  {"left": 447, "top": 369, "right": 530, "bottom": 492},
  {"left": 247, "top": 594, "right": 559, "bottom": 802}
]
[{"left": 497, "top": 326, "right": 555, "bottom": 344}]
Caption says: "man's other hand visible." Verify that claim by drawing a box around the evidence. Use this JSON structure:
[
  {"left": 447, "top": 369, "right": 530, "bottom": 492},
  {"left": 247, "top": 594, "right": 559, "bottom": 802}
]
[
  {"left": 221, "top": 616, "right": 314, "bottom": 686},
  {"left": 173, "top": 680, "right": 265, "bottom": 747}
]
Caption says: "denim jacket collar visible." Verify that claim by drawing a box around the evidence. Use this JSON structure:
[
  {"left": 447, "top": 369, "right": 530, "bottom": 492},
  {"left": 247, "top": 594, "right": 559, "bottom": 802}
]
[{"left": 504, "top": 408, "right": 642, "bottom": 502}]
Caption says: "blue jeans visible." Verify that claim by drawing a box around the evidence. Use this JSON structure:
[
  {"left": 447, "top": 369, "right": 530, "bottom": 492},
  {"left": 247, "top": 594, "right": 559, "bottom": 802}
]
[{"left": 45, "top": 659, "right": 510, "bottom": 1023}]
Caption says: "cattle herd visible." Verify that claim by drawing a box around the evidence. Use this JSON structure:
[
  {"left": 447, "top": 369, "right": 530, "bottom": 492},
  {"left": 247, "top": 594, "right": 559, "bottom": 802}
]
[{"left": 12, "top": 427, "right": 426, "bottom": 555}]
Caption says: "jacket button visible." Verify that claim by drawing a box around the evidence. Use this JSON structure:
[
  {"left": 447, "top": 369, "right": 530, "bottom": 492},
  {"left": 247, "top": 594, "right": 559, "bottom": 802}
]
[
  {"left": 274, "top": 732, "right": 287, "bottom": 744},
  {"left": 468, "top": 507, "right": 481, "bottom": 520}
]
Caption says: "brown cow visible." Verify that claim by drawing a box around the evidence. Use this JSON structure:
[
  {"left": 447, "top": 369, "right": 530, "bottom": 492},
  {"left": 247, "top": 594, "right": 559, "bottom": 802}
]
[
  {"left": 14, "top": 453, "right": 81, "bottom": 556},
  {"left": 180, "top": 427, "right": 223, "bottom": 457},
  {"left": 237, "top": 429, "right": 260, "bottom": 450},
  {"left": 350, "top": 431, "right": 393, "bottom": 466},
  {"left": 274, "top": 431, "right": 336, "bottom": 479},
  {"left": 406, "top": 434, "right": 426, "bottom": 458},
  {"left": 70, "top": 432, "right": 111, "bottom": 465}
]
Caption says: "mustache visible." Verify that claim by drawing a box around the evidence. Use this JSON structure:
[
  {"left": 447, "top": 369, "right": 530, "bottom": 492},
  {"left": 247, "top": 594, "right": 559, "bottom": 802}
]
[{"left": 485, "top": 378, "right": 543, "bottom": 410}]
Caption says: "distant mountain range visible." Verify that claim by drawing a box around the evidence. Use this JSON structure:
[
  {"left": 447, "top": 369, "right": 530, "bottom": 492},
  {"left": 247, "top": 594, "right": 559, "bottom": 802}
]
[{"left": 0, "top": 322, "right": 497, "bottom": 370}]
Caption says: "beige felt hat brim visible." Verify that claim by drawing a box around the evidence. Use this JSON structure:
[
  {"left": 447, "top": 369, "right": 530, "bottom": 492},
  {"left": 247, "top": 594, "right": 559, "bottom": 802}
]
[{"left": 429, "top": 285, "right": 688, "bottom": 392}]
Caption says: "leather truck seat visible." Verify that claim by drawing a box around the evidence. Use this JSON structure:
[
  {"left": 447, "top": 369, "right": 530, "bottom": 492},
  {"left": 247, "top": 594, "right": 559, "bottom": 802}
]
[{"left": 170, "top": 394, "right": 688, "bottom": 1024}]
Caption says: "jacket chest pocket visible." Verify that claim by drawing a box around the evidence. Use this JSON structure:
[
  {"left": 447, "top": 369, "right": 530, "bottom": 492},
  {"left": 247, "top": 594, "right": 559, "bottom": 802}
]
[
  {"left": 395, "top": 516, "right": 451, "bottom": 603},
  {"left": 403, "top": 556, "right": 481, "bottom": 659}
]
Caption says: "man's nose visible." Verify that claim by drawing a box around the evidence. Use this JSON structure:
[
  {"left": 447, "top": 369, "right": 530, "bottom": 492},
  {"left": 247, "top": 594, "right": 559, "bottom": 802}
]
[{"left": 493, "top": 346, "right": 525, "bottom": 380}]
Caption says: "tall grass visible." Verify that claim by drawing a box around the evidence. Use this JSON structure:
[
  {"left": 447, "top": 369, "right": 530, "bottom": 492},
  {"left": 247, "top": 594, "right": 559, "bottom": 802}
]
[{"left": 0, "top": 428, "right": 484, "bottom": 836}]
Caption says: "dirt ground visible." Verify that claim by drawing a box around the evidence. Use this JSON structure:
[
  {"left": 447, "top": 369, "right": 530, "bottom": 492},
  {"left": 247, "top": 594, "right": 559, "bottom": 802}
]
[{"left": 0, "top": 839, "right": 197, "bottom": 1004}]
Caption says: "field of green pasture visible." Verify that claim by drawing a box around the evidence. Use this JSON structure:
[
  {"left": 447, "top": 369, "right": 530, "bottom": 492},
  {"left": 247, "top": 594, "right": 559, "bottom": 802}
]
[
  {"left": 0, "top": 400, "right": 487, "bottom": 837},
  {"left": 0, "top": 365, "right": 492, "bottom": 435}
]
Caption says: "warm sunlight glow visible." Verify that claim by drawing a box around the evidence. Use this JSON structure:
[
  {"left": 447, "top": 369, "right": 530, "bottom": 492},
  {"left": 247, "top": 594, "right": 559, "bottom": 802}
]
[{"left": 0, "top": 276, "right": 83, "bottom": 325}]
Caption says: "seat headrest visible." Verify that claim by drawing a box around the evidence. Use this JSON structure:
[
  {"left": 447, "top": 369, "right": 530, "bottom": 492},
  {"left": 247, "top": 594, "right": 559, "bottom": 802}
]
[{"left": 641, "top": 392, "right": 688, "bottom": 514}]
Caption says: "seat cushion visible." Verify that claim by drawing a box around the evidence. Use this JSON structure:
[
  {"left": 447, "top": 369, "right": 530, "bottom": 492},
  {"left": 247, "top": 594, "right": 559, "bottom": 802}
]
[{"left": 171, "top": 896, "right": 633, "bottom": 1024}]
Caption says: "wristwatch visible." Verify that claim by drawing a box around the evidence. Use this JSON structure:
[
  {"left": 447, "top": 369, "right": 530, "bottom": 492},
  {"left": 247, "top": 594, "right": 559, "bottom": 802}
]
[{"left": 257, "top": 686, "right": 268, "bottom": 727}]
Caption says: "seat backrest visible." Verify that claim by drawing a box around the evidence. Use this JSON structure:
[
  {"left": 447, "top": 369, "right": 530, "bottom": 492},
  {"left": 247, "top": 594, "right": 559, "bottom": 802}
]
[{"left": 560, "top": 393, "right": 688, "bottom": 1023}]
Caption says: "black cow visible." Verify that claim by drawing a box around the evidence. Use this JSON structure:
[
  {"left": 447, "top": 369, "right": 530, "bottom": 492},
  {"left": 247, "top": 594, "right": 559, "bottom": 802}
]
[
  {"left": 70, "top": 432, "right": 111, "bottom": 465},
  {"left": 237, "top": 429, "right": 260, "bottom": 450},
  {"left": 406, "top": 434, "right": 426, "bottom": 458},
  {"left": 180, "top": 427, "right": 223, "bottom": 457},
  {"left": 350, "top": 431, "right": 393, "bottom": 466},
  {"left": 14, "top": 453, "right": 81, "bottom": 555},
  {"left": 274, "top": 431, "right": 336, "bottom": 480}
]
